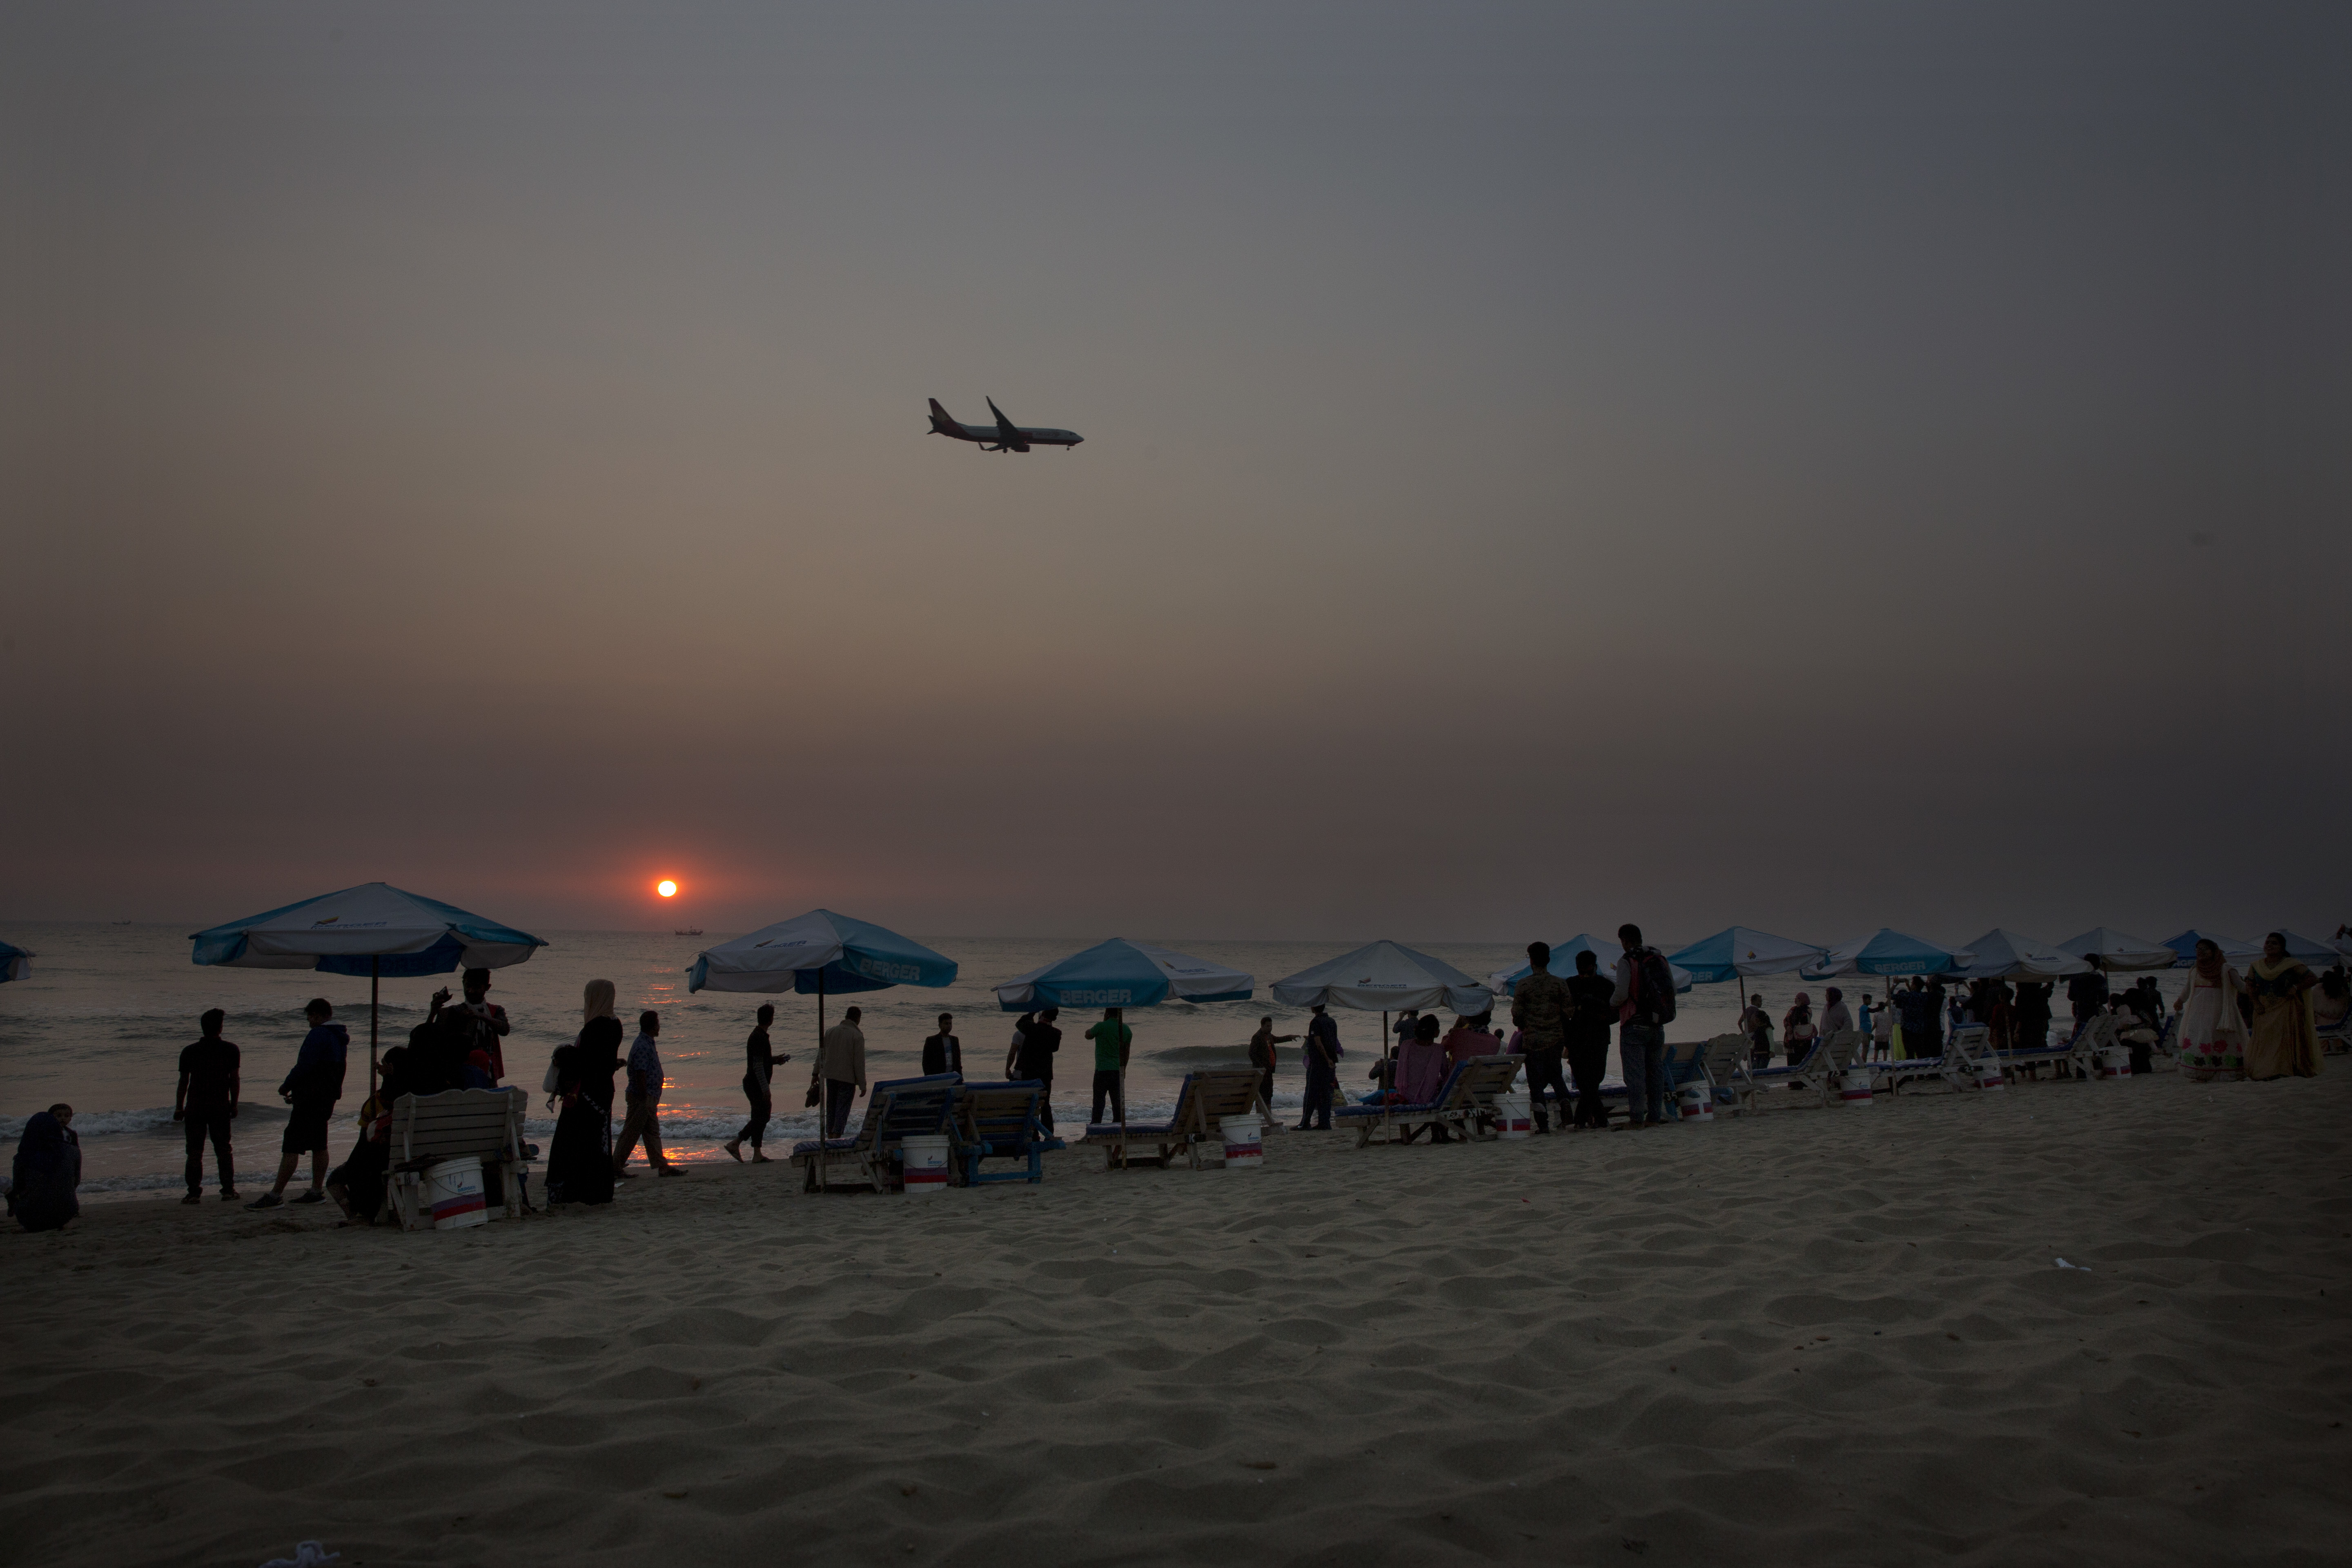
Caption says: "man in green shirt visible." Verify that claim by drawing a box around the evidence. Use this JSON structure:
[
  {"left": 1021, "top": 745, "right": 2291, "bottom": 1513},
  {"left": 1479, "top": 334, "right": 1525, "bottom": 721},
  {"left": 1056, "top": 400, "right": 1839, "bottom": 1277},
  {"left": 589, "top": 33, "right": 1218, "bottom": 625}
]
[{"left": 1086, "top": 1007, "right": 1133, "bottom": 1126}]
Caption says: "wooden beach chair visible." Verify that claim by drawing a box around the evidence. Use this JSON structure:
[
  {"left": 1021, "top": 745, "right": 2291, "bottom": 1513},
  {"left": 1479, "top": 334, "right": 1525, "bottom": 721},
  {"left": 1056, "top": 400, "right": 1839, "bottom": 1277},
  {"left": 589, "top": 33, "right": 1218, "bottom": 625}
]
[
  {"left": 384, "top": 1086, "right": 531, "bottom": 1232},
  {"left": 1083, "top": 1069, "right": 1267, "bottom": 1171},
  {"left": 1996, "top": 1014, "right": 2103, "bottom": 1081},
  {"left": 947, "top": 1080, "right": 1055, "bottom": 1185},
  {"left": 1877, "top": 1027, "right": 1975, "bottom": 1095},
  {"left": 790, "top": 1073, "right": 959, "bottom": 1194}
]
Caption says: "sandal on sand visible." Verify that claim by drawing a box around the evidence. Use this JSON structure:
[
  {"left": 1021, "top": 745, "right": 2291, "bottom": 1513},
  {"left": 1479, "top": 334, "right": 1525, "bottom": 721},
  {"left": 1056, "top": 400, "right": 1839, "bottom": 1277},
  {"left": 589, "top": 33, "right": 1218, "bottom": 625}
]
[
  {"left": 656, "top": 1165, "right": 686, "bottom": 1178},
  {"left": 751, "top": 1153, "right": 772, "bottom": 1163},
  {"left": 723, "top": 1138, "right": 743, "bottom": 1163},
  {"left": 245, "top": 1192, "right": 284, "bottom": 1210}
]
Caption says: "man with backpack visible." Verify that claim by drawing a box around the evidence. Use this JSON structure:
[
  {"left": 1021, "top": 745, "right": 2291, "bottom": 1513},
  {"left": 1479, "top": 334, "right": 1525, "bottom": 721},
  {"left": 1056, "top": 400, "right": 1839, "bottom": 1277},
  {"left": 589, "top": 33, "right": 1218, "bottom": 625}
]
[{"left": 1609, "top": 923, "right": 1677, "bottom": 1128}]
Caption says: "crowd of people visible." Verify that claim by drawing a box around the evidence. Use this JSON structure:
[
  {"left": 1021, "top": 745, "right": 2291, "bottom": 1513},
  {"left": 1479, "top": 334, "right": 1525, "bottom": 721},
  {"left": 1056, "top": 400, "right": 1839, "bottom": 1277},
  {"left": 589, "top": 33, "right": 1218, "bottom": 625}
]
[{"left": 7, "top": 926, "right": 2341, "bottom": 1233}]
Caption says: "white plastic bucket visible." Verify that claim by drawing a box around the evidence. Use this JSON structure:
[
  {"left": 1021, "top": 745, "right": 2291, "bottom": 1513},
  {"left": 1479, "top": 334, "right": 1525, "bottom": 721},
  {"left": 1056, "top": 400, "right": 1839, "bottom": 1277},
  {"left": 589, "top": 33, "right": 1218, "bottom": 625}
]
[
  {"left": 1677, "top": 1085, "right": 1713, "bottom": 1122},
  {"left": 2093, "top": 1048, "right": 2130, "bottom": 1080},
  {"left": 1974, "top": 1062, "right": 2007, "bottom": 1091},
  {"left": 1494, "top": 1091, "right": 1533, "bottom": 1140},
  {"left": 900, "top": 1134, "right": 952, "bottom": 1194},
  {"left": 1838, "top": 1068, "right": 1873, "bottom": 1105},
  {"left": 425, "top": 1156, "right": 488, "bottom": 1229},
  {"left": 1219, "top": 1113, "right": 1263, "bottom": 1168}
]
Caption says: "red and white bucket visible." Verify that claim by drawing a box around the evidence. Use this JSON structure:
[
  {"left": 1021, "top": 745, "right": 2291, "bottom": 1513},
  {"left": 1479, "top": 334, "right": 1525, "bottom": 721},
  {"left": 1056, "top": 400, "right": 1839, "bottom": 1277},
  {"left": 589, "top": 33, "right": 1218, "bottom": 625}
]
[
  {"left": 1838, "top": 1068, "right": 1873, "bottom": 1105},
  {"left": 1494, "top": 1091, "right": 1533, "bottom": 1140},
  {"left": 1973, "top": 1062, "right": 2007, "bottom": 1091},
  {"left": 2093, "top": 1048, "right": 2130, "bottom": 1080},
  {"left": 1219, "top": 1114, "right": 1264, "bottom": 1168},
  {"left": 425, "top": 1156, "right": 488, "bottom": 1229},
  {"left": 900, "top": 1134, "right": 951, "bottom": 1194},
  {"left": 1677, "top": 1085, "right": 1714, "bottom": 1122}
]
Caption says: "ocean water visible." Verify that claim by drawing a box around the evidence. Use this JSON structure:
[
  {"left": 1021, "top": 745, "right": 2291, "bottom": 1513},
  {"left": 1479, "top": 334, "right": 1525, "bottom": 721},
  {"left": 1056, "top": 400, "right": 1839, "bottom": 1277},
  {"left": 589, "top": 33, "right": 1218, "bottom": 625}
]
[{"left": 0, "top": 924, "right": 1832, "bottom": 1197}]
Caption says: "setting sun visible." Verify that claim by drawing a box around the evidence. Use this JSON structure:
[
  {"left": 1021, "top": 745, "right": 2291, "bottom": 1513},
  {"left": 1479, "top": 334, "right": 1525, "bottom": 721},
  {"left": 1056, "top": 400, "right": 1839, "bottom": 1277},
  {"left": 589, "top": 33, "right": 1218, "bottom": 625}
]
[{"left": 656, "top": 880, "right": 678, "bottom": 898}]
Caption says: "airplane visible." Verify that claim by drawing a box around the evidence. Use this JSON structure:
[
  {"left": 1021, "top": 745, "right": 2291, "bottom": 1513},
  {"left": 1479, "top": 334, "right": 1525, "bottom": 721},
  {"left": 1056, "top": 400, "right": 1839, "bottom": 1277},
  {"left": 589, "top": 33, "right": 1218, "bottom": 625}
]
[{"left": 927, "top": 397, "right": 1083, "bottom": 453}]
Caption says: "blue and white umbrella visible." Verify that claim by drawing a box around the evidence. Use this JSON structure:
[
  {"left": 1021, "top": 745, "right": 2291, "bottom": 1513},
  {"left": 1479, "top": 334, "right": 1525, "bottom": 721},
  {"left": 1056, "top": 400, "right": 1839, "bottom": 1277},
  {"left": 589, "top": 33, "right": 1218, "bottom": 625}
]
[
  {"left": 993, "top": 938, "right": 1251, "bottom": 1012},
  {"left": 1802, "top": 928, "right": 1974, "bottom": 980},
  {"left": 1950, "top": 929, "right": 2087, "bottom": 980},
  {"left": 1269, "top": 940, "right": 1493, "bottom": 1016},
  {"left": 191, "top": 881, "right": 548, "bottom": 1080},
  {"left": 688, "top": 909, "right": 957, "bottom": 996},
  {"left": 1665, "top": 927, "right": 1825, "bottom": 984},
  {"left": 2056, "top": 927, "right": 2176, "bottom": 973},
  {"left": 2275, "top": 930, "right": 2346, "bottom": 968},
  {"left": 2158, "top": 929, "right": 2260, "bottom": 968},
  {"left": 1490, "top": 935, "right": 1693, "bottom": 997},
  {"left": 0, "top": 941, "right": 31, "bottom": 984}
]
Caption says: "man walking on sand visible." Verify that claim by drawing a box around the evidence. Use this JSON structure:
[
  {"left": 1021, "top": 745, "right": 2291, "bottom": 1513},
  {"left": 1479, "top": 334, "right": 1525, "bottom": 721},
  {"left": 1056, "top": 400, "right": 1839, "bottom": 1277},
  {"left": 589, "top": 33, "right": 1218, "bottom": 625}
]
[
  {"left": 1295, "top": 1003, "right": 1340, "bottom": 1131},
  {"left": 613, "top": 1011, "right": 682, "bottom": 1177},
  {"left": 175, "top": 1008, "right": 242, "bottom": 1202},
  {"left": 1086, "top": 1007, "right": 1133, "bottom": 1125},
  {"left": 820, "top": 1005, "right": 868, "bottom": 1138},
  {"left": 724, "top": 1003, "right": 787, "bottom": 1163},
  {"left": 1610, "top": 924, "right": 1674, "bottom": 1128},
  {"left": 247, "top": 998, "right": 347, "bottom": 1209},
  {"left": 1249, "top": 1016, "right": 1297, "bottom": 1116},
  {"left": 1510, "top": 942, "right": 1575, "bottom": 1133}
]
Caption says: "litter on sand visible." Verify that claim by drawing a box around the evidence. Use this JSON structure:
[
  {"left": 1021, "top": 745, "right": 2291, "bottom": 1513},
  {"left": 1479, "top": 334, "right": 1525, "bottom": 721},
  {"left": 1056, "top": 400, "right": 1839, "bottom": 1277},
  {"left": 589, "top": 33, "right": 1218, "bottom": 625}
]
[
  {"left": 260, "top": 1545, "right": 340, "bottom": 1568},
  {"left": 2054, "top": 1258, "right": 2091, "bottom": 1271}
]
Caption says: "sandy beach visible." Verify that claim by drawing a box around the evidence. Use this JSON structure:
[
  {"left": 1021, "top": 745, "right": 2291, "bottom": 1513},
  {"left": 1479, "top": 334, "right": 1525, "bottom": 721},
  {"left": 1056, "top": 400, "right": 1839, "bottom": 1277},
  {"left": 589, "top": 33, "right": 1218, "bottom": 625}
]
[{"left": 7, "top": 1069, "right": 2347, "bottom": 1567}]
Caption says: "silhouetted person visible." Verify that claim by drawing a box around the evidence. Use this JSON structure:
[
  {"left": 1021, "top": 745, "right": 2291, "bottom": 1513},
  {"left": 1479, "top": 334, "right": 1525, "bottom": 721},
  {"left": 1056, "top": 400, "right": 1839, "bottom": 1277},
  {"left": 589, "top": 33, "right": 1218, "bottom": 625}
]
[
  {"left": 176, "top": 1008, "right": 241, "bottom": 1202},
  {"left": 725, "top": 1003, "right": 787, "bottom": 1163},
  {"left": 921, "top": 1012, "right": 962, "bottom": 1077},
  {"left": 248, "top": 998, "right": 347, "bottom": 1209}
]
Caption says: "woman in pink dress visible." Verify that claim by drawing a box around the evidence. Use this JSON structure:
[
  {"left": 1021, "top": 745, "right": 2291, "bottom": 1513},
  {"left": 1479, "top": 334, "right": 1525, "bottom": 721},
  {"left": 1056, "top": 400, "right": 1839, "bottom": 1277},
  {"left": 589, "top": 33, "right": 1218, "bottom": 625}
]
[{"left": 2172, "top": 938, "right": 2250, "bottom": 1082}]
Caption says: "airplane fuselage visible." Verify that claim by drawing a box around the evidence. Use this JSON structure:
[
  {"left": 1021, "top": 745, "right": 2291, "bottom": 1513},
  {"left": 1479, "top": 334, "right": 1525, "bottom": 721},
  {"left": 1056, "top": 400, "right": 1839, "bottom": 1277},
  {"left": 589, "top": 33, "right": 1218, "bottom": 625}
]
[{"left": 927, "top": 398, "right": 1082, "bottom": 452}]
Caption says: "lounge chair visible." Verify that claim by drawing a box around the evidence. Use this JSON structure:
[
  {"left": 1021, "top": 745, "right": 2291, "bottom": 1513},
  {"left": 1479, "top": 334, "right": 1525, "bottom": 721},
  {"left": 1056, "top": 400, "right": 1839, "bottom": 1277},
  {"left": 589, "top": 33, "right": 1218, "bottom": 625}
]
[
  {"left": 947, "top": 1080, "right": 1057, "bottom": 1185},
  {"left": 384, "top": 1086, "right": 531, "bottom": 1232},
  {"left": 790, "top": 1073, "right": 960, "bottom": 1194},
  {"left": 1695, "top": 1033, "right": 1749, "bottom": 1113},
  {"left": 1875, "top": 1026, "right": 1979, "bottom": 1095},
  {"left": 1729, "top": 1030, "right": 1857, "bottom": 1111},
  {"left": 1333, "top": 1056, "right": 1521, "bottom": 1147},
  {"left": 1083, "top": 1069, "right": 1268, "bottom": 1171},
  {"left": 1994, "top": 1014, "right": 2103, "bottom": 1081},
  {"left": 1596, "top": 1036, "right": 1710, "bottom": 1118}
]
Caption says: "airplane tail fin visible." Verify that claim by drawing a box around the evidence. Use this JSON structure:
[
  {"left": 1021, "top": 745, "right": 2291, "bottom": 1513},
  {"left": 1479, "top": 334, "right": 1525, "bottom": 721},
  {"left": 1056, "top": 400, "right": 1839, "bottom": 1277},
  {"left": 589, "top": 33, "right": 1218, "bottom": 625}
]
[{"left": 927, "top": 398, "right": 964, "bottom": 435}]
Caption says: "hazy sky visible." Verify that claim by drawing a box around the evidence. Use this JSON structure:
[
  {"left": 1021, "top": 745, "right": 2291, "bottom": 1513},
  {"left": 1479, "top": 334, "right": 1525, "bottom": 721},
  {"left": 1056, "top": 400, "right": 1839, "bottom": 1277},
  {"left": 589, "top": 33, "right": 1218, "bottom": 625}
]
[{"left": 4, "top": 2, "right": 2347, "bottom": 946}]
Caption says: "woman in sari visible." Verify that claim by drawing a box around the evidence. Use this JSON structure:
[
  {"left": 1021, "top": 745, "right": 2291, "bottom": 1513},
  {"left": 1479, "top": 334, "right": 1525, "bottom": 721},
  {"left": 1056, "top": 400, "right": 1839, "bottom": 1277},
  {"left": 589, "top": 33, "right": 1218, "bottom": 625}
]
[
  {"left": 2172, "top": 938, "right": 2250, "bottom": 1082},
  {"left": 2243, "top": 932, "right": 2323, "bottom": 1080},
  {"left": 545, "top": 981, "right": 621, "bottom": 1205}
]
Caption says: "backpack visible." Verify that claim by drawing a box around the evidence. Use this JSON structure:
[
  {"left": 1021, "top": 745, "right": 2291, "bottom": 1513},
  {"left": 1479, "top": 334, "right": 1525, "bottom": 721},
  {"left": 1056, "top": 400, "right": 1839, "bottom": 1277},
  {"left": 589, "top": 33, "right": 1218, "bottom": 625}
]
[{"left": 1634, "top": 949, "right": 1677, "bottom": 1023}]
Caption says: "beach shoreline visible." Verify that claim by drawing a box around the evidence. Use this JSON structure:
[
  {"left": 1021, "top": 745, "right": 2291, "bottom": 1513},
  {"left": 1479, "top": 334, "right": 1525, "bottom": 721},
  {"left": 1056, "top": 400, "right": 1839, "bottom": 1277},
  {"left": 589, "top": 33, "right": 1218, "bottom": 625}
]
[{"left": 7, "top": 1069, "right": 2347, "bottom": 1566}]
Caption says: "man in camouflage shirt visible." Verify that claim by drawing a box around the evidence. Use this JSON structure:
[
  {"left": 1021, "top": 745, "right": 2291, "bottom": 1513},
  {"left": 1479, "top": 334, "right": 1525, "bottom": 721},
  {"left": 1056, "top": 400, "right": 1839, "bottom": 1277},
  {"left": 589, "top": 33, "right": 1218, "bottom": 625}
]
[{"left": 1510, "top": 942, "right": 1576, "bottom": 1132}]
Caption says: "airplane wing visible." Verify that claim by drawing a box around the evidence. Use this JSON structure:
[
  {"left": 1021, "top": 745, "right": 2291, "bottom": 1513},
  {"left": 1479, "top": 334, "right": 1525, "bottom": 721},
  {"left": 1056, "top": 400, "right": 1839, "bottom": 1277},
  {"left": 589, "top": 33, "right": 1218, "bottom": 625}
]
[{"left": 985, "top": 397, "right": 1031, "bottom": 453}]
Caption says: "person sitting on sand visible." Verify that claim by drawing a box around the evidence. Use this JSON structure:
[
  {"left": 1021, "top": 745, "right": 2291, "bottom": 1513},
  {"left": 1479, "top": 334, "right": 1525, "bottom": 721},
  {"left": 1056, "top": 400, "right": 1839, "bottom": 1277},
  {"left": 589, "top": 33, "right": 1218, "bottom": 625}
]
[
  {"left": 247, "top": 998, "right": 347, "bottom": 1210},
  {"left": 9, "top": 1105, "right": 80, "bottom": 1233},
  {"left": 175, "top": 1008, "right": 241, "bottom": 1205}
]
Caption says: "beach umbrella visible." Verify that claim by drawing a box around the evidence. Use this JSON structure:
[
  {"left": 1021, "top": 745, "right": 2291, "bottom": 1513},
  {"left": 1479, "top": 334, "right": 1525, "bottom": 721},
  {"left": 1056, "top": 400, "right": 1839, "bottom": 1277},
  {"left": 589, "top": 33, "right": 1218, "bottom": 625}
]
[
  {"left": 1269, "top": 940, "right": 1495, "bottom": 1135},
  {"left": 1949, "top": 929, "right": 2088, "bottom": 980},
  {"left": 190, "top": 882, "right": 548, "bottom": 1086},
  {"left": 993, "top": 938, "right": 1251, "bottom": 1011},
  {"left": 2275, "top": 930, "right": 2345, "bottom": 968},
  {"left": 0, "top": 941, "right": 31, "bottom": 983},
  {"left": 1489, "top": 935, "right": 1693, "bottom": 997},
  {"left": 1664, "top": 927, "right": 1825, "bottom": 985},
  {"left": 992, "top": 938, "right": 1252, "bottom": 1138},
  {"left": 688, "top": 910, "right": 958, "bottom": 1184},
  {"left": 2056, "top": 928, "right": 2177, "bottom": 972},
  {"left": 2158, "top": 930, "right": 2260, "bottom": 968},
  {"left": 1801, "top": 928, "right": 1974, "bottom": 981}
]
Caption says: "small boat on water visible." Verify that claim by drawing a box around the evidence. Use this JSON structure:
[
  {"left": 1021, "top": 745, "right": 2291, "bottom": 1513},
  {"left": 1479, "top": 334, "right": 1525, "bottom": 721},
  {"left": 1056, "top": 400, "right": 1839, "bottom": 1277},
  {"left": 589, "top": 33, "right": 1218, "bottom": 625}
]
[{"left": 674, "top": 928, "right": 703, "bottom": 936}]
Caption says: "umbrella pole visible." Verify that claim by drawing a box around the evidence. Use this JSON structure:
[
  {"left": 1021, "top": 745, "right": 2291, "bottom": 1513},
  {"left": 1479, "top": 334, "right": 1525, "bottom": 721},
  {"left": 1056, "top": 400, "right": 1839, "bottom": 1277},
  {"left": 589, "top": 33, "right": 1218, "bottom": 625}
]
[
  {"left": 816, "top": 972, "right": 828, "bottom": 1194},
  {"left": 370, "top": 956, "right": 380, "bottom": 1094},
  {"left": 1383, "top": 1010, "right": 1393, "bottom": 1144}
]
